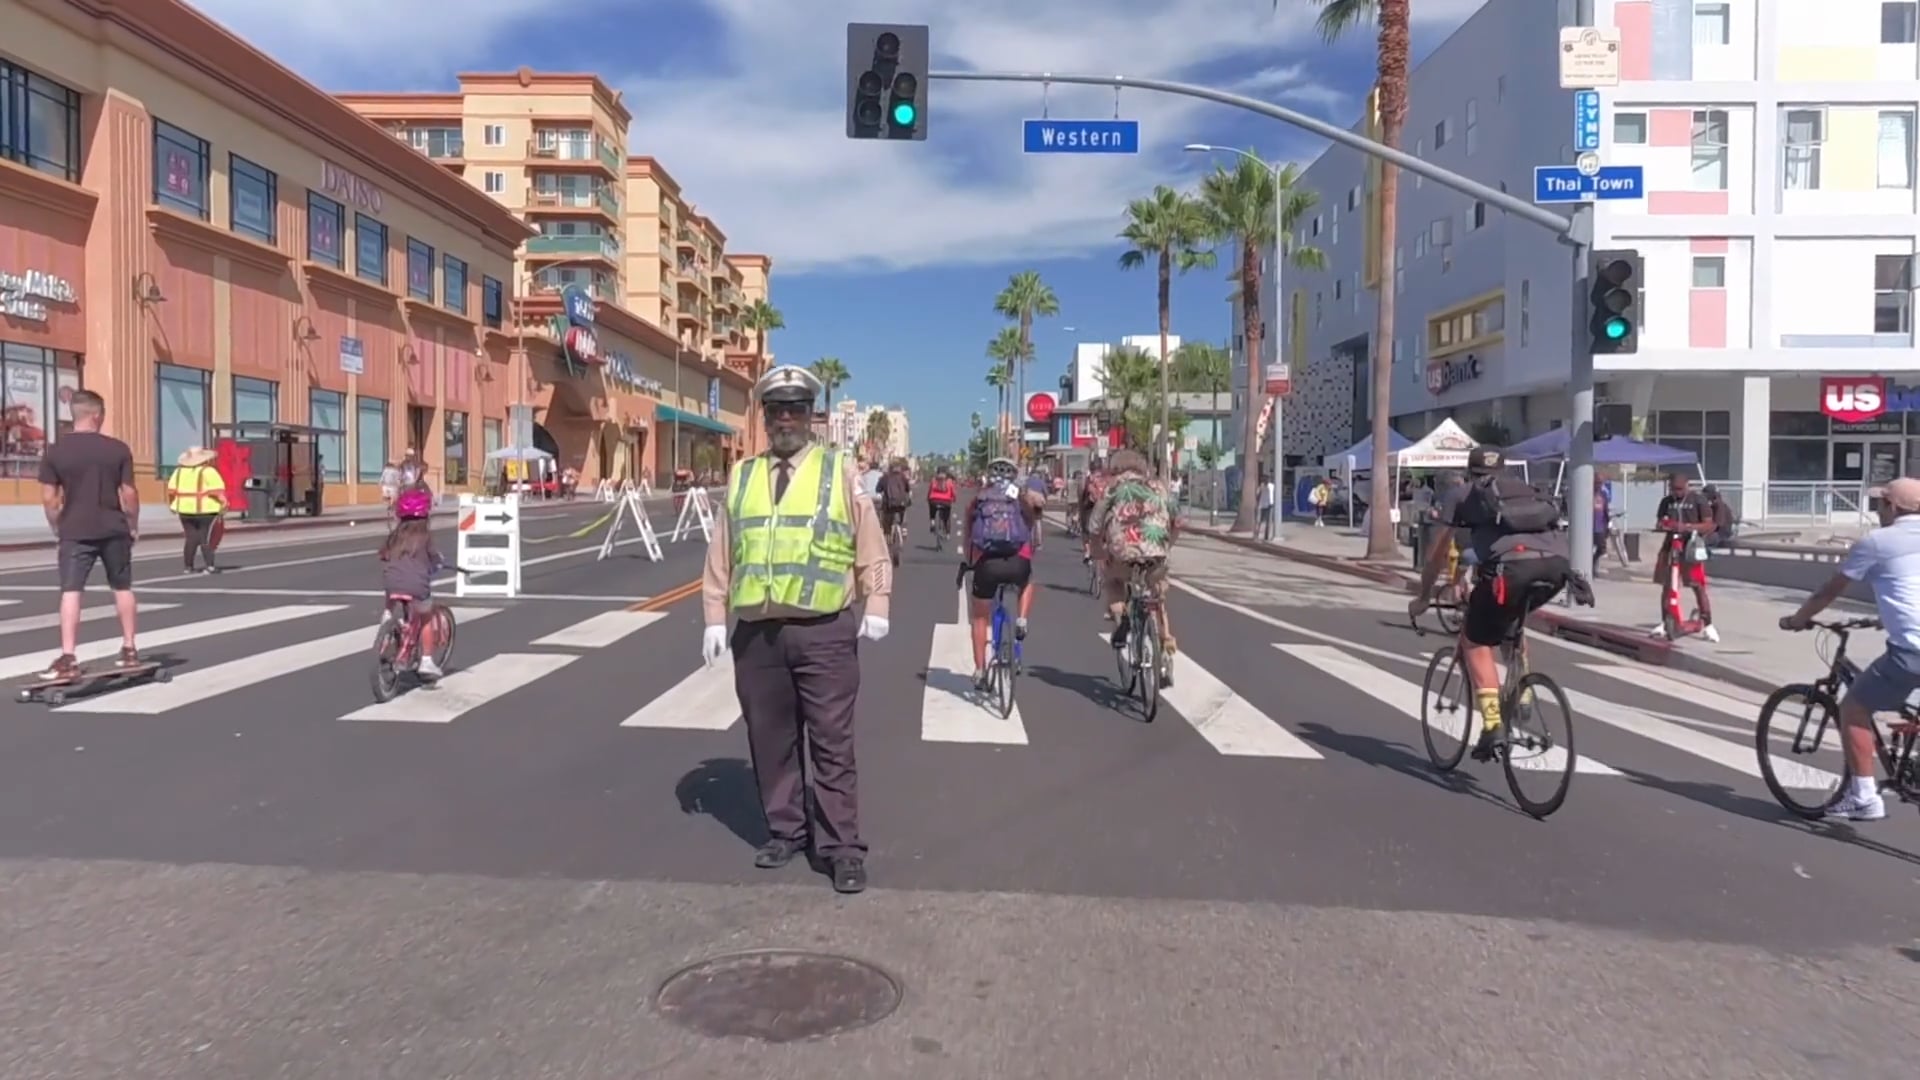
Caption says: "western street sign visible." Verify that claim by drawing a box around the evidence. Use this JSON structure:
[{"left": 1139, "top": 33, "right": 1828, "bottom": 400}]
[
  {"left": 1533, "top": 164, "right": 1644, "bottom": 204},
  {"left": 1022, "top": 119, "right": 1140, "bottom": 154},
  {"left": 1574, "top": 90, "right": 1601, "bottom": 153}
]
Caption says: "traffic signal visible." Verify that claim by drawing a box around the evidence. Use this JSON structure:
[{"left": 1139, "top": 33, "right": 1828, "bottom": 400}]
[
  {"left": 846, "top": 23, "right": 927, "bottom": 140},
  {"left": 1588, "top": 249, "right": 1642, "bottom": 355}
]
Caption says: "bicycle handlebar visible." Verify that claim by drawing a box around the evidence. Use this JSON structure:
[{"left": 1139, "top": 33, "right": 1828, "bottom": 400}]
[{"left": 1784, "top": 616, "right": 1881, "bottom": 632}]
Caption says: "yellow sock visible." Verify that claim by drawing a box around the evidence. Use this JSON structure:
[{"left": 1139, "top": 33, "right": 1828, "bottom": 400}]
[{"left": 1475, "top": 689, "right": 1502, "bottom": 732}]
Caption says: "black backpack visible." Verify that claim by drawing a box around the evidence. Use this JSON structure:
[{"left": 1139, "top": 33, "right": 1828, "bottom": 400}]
[{"left": 1459, "top": 474, "right": 1561, "bottom": 535}]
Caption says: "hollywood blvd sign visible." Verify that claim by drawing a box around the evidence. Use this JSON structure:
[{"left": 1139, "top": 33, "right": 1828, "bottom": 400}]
[
  {"left": 1819, "top": 376, "right": 1920, "bottom": 423},
  {"left": 1426, "top": 354, "right": 1483, "bottom": 395}
]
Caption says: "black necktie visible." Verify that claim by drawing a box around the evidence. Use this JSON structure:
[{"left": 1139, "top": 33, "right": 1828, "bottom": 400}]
[{"left": 773, "top": 459, "right": 791, "bottom": 503}]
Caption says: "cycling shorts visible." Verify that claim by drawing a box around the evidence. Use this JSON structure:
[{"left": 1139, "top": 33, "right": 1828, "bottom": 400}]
[
  {"left": 880, "top": 504, "right": 909, "bottom": 532},
  {"left": 1463, "top": 555, "right": 1568, "bottom": 648},
  {"left": 971, "top": 554, "right": 1031, "bottom": 600},
  {"left": 928, "top": 501, "right": 952, "bottom": 526}
]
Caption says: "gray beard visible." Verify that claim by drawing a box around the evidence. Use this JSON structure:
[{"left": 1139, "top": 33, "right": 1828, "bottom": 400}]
[{"left": 769, "top": 429, "right": 809, "bottom": 457}]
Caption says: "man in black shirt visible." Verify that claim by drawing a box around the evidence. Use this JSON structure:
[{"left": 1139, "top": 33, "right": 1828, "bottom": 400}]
[
  {"left": 1652, "top": 472, "right": 1716, "bottom": 641},
  {"left": 36, "top": 389, "right": 142, "bottom": 680}
]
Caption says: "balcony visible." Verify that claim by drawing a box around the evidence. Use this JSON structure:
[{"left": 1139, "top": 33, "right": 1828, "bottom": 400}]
[
  {"left": 527, "top": 135, "right": 616, "bottom": 177},
  {"left": 599, "top": 141, "right": 623, "bottom": 174},
  {"left": 395, "top": 127, "right": 464, "bottom": 160},
  {"left": 659, "top": 236, "right": 674, "bottom": 261},
  {"left": 530, "top": 277, "right": 616, "bottom": 301},
  {"left": 598, "top": 187, "right": 620, "bottom": 218},
  {"left": 676, "top": 227, "right": 696, "bottom": 251},
  {"left": 677, "top": 268, "right": 708, "bottom": 294},
  {"left": 527, "top": 189, "right": 617, "bottom": 221},
  {"left": 526, "top": 234, "right": 620, "bottom": 262}
]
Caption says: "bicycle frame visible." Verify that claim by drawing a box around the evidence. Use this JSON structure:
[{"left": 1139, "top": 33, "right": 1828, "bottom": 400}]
[
  {"left": 989, "top": 585, "right": 1022, "bottom": 669},
  {"left": 381, "top": 598, "right": 429, "bottom": 667},
  {"left": 1781, "top": 621, "right": 1915, "bottom": 790}
]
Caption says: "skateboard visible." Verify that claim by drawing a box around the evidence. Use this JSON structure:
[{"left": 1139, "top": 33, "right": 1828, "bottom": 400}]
[{"left": 15, "top": 660, "right": 170, "bottom": 706}]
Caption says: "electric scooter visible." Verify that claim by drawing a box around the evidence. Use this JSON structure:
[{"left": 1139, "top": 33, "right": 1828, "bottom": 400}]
[{"left": 1652, "top": 521, "right": 1708, "bottom": 641}]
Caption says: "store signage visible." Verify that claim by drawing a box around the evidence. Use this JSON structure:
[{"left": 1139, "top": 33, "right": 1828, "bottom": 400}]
[
  {"left": 560, "top": 284, "right": 595, "bottom": 326},
  {"left": 320, "top": 161, "right": 383, "bottom": 213},
  {"left": 603, "top": 348, "right": 664, "bottom": 396},
  {"left": 1426, "top": 354, "right": 1483, "bottom": 395},
  {"left": 1025, "top": 391, "right": 1057, "bottom": 423},
  {"left": 1820, "top": 376, "right": 1920, "bottom": 423},
  {"left": 564, "top": 325, "right": 599, "bottom": 368},
  {"left": 707, "top": 377, "right": 720, "bottom": 419},
  {"left": 339, "top": 336, "right": 365, "bottom": 375},
  {"left": 0, "top": 269, "right": 77, "bottom": 322}
]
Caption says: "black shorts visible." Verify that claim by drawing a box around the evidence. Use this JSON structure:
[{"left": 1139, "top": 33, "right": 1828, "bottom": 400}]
[
  {"left": 928, "top": 502, "right": 952, "bottom": 526},
  {"left": 1463, "top": 555, "right": 1569, "bottom": 647},
  {"left": 880, "top": 504, "right": 909, "bottom": 532},
  {"left": 970, "top": 554, "right": 1032, "bottom": 600},
  {"left": 59, "top": 535, "right": 134, "bottom": 593}
]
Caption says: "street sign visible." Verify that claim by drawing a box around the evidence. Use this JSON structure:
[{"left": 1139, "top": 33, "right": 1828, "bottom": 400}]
[
  {"left": 1264, "top": 363, "right": 1292, "bottom": 396},
  {"left": 465, "top": 549, "right": 510, "bottom": 568},
  {"left": 455, "top": 492, "right": 522, "bottom": 597},
  {"left": 1559, "top": 27, "right": 1621, "bottom": 88},
  {"left": 1533, "top": 164, "right": 1644, "bottom": 204},
  {"left": 1574, "top": 90, "right": 1601, "bottom": 152},
  {"left": 1022, "top": 119, "right": 1140, "bottom": 154}
]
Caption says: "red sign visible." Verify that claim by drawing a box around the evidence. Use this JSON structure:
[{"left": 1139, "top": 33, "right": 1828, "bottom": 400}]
[
  {"left": 1025, "top": 392, "right": 1057, "bottom": 423},
  {"left": 1821, "top": 376, "right": 1889, "bottom": 423},
  {"left": 565, "top": 326, "right": 601, "bottom": 366}
]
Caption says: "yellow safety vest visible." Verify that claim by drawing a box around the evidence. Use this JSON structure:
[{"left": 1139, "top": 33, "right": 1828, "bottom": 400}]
[
  {"left": 167, "top": 464, "right": 224, "bottom": 516},
  {"left": 726, "top": 448, "right": 856, "bottom": 613}
]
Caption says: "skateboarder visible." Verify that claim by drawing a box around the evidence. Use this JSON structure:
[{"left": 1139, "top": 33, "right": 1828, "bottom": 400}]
[{"left": 36, "top": 389, "right": 142, "bottom": 679}]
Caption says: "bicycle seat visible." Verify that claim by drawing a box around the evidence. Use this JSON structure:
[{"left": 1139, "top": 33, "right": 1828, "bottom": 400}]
[{"left": 386, "top": 593, "right": 417, "bottom": 603}]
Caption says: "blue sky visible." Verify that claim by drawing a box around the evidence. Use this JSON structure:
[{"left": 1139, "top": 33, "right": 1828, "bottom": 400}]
[{"left": 195, "top": 0, "right": 1486, "bottom": 451}]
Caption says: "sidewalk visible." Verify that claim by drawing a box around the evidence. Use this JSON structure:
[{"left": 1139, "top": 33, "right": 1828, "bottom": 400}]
[{"left": 1183, "top": 517, "right": 1862, "bottom": 696}]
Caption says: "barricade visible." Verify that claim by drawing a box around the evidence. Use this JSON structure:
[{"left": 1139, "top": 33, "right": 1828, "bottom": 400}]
[
  {"left": 670, "top": 487, "right": 714, "bottom": 543},
  {"left": 598, "top": 485, "right": 663, "bottom": 561},
  {"left": 455, "top": 493, "right": 521, "bottom": 598}
]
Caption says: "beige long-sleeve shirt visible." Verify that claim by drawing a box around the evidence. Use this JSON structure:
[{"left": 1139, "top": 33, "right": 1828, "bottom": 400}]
[{"left": 702, "top": 444, "right": 892, "bottom": 626}]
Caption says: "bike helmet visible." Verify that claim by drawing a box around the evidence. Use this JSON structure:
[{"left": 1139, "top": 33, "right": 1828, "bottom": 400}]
[
  {"left": 394, "top": 486, "right": 434, "bottom": 521},
  {"left": 987, "top": 456, "right": 1016, "bottom": 479}
]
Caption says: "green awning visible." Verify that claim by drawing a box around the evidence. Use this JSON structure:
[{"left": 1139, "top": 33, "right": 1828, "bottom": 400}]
[{"left": 658, "top": 404, "right": 736, "bottom": 436}]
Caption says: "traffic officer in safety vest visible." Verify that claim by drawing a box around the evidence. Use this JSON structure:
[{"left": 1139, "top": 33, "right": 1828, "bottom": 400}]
[{"left": 700, "top": 363, "right": 891, "bottom": 894}]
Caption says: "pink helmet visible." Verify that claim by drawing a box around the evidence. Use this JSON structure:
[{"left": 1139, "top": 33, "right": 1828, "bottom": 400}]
[{"left": 394, "top": 486, "right": 433, "bottom": 520}]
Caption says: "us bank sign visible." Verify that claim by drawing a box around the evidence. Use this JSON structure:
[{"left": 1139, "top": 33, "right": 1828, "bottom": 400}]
[{"left": 0, "top": 269, "right": 77, "bottom": 322}]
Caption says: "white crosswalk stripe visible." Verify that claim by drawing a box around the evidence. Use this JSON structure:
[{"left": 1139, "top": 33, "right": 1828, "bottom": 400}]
[
  {"left": 620, "top": 654, "right": 741, "bottom": 730},
  {"left": 0, "top": 603, "right": 180, "bottom": 637},
  {"left": 531, "top": 610, "right": 664, "bottom": 648},
  {"left": 0, "top": 605, "right": 344, "bottom": 681},
  {"left": 341, "top": 652, "right": 579, "bottom": 723},
  {"left": 1135, "top": 638, "right": 1319, "bottom": 757}
]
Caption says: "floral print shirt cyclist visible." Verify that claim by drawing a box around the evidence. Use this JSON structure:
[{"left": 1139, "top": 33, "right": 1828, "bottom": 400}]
[{"left": 1093, "top": 473, "right": 1177, "bottom": 561}]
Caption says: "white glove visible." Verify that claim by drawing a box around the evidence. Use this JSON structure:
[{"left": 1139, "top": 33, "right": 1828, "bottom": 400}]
[
  {"left": 859, "top": 615, "right": 890, "bottom": 642},
  {"left": 701, "top": 625, "right": 727, "bottom": 666}
]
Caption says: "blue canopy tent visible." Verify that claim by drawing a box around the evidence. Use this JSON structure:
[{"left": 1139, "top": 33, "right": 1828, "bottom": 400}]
[{"left": 1503, "top": 427, "right": 1698, "bottom": 467}]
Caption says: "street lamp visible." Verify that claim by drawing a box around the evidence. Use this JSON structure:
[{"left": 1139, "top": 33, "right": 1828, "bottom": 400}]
[{"left": 1186, "top": 143, "right": 1286, "bottom": 540}]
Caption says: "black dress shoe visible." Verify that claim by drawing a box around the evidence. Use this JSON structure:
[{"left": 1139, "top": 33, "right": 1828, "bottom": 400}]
[
  {"left": 830, "top": 856, "right": 867, "bottom": 894},
  {"left": 753, "top": 838, "right": 806, "bottom": 869}
]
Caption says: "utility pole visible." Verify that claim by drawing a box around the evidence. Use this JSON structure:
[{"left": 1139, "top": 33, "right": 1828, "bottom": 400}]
[{"left": 1564, "top": 0, "right": 1599, "bottom": 580}]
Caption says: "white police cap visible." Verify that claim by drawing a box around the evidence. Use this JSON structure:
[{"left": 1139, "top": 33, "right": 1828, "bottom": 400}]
[{"left": 756, "top": 364, "right": 822, "bottom": 404}]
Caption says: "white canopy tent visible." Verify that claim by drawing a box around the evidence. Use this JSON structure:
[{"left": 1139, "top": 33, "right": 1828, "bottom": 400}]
[
  {"left": 1394, "top": 418, "right": 1479, "bottom": 470},
  {"left": 485, "top": 445, "right": 557, "bottom": 497}
]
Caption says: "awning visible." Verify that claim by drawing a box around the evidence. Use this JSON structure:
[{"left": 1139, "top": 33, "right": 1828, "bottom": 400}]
[{"left": 658, "top": 404, "right": 736, "bottom": 437}]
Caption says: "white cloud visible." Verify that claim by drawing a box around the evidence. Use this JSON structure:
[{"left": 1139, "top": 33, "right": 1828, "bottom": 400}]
[{"left": 189, "top": 0, "right": 1488, "bottom": 273}]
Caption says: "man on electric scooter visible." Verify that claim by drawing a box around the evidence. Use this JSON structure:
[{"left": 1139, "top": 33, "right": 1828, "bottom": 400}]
[{"left": 1652, "top": 472, "right": 1717, "bottom": 642}]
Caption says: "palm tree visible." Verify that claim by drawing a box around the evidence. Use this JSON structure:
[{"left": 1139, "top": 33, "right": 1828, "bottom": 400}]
[
  {"left": 809, "top": 357, "right": 850, "bottom": 413},
  {"left": 1119, "top": 185, "right": 1216, "bottom": 475},
  {"left": 983, "top": 363, "right": 1013, "bottom": 457},
  {"left": 864, "top": 408, "right": 892, "bottom": 463},
  {"left": 1096, "top": 345, "right": 1159, "bottom": 453},
  {"left": 1309, "top": 0, "right": 1409, "bottom": 559},
  {"left": 1200, "top": 153, "right": 1325, "bottom": 533},
  {"left": 741, "top": 298, "right": 786, "bottom": 454},
  {"left": 986, "top": 325, "right": 1027, "bottom": 454},
  {"left": 992, "top": 271, "right": 1060, "bottom": 461}
]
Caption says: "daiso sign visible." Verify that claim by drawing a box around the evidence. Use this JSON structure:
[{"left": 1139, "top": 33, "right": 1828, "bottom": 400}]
[{"left": 1820, "top": 376, "right": 1920, "bottom": 423}]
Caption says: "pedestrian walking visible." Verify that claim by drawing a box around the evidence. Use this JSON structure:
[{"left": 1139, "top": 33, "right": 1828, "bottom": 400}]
[
  {"left": 35, "top": 389, "right": 142, "bottom": 679},
  {"left": 165, "top": 446, "right": 228, "bottom": 573},
  {"left": 699, "top": 364, "right": 892, "bottom": 894}
]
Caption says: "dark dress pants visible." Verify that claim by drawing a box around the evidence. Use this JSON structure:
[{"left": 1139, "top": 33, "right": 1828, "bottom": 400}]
[{"left": 731, "top": 607, "right": 866, "bottom": 858}]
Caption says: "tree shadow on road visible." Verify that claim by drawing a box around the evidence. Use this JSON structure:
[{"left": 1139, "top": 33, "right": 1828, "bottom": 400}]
[
  {"left": 1614, "top": 765, "right": 1920, "bottom": 870},
  {"left": 1293, "top": 720, "right": 1531, "bottom": 819},
  {"left": 674, "top": 758, "right": 767, "bottom": 851}
]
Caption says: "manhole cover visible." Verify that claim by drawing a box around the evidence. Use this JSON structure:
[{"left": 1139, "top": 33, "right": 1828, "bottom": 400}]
[{"left": 654, "top": 949, "right": 902, "bottom": 1043}]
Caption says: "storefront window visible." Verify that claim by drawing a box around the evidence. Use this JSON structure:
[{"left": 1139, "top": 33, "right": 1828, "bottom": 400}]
[
  {"left": 307, "top": 193, "right": 344, "bottom": 268},
  {"left": 442, "top": 255, "right": 468, "bottom": 315},
  {"left": 482, "top": 276, "right": 504, "bottom": 329},
  {"left": 229, "top": 155, "right": 277, "bottom": 244},
  {"left": 1647, "top": 409, "right": 1731, "bottom": 479},
  {"left": 444, "top": 411, "right": 468, "bottom": 485},
  {"left": 356, "top": 396, "right": 389, "bottom": 482},
  {"left": 0, "top": 344, "right": 81, "bottom": 478},
  {"left": 310, "top": 388, "right": 346, "bottom": 483},
  {"left": 1, "top": 61, "right": 82, "bottom": 182},
  {"left": 406, "top": 238, "right": 434, "bottom": 301},
  {"left": 153, "top": 120, "right": 210, "bottom": 220},
  {"left": 483, "top": 417, "right": 503, "bottom": 460},
  {"left": 1768, "top": 410, "right": 1831, "bottom": 482},
  {"left": 355, "top": 214, "right": 387, "bottom": 285},
  {"left": 233, "top": 375, "right": 277, "bottom": 424},
  {"left": 155, "top": 364, "right": 210, "bottom": 480}
]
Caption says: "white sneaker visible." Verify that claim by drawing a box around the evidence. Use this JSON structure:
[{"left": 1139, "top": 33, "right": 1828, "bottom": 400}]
[
  {"left": 416, "top": 656, "right": 444, "bottom": 680},
  {"left": 1824, "top": 789, "right": 1886, "bottom": 822},
  {"left": 1648, "top": 623, "right": 1669, "bottom": 639},
  {"left": 972, "top": 668, "right": 989, "bottom": 690},
  {"left": 1699, "top": 624, "right": 1721, "bottom": 643}
]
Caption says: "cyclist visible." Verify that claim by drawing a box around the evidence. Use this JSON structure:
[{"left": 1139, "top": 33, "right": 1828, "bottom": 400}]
[
  {"left": 1078, "top": 457, "right": 1110, "bottom": 561},
  {"left": 879, "top": 460, "right": 913, "bottom": 540},
  {"left": 926, "top": 466, "right": 958, "bottom": 538},
  {"left": 1024, "top": 467, "right": 1051, "bottom": 550},
  {"left": 959, "top": 457, "right": 1044, "bottom": 689},
  {"left": 1094, "top": 449, "right": 1179, "bottom": 684},
  {"left": 379, "top": 484, "right": 447, "bottom": 681},
  {"left": 1409, "top": 447, "right": 1581, "bottom": 760},
  {"left": 1779, "top": 476, "right": 1920, "bottom": 822}
]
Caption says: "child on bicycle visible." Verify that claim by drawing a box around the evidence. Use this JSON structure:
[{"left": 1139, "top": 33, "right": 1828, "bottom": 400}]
[{"left": 379, "top": 485, "right": 447, "bottom": 680}]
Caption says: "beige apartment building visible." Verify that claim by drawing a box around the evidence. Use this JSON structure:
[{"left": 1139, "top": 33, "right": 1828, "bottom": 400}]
[{"left": 338, "top": 69, "right": 771, "bottom": 483}]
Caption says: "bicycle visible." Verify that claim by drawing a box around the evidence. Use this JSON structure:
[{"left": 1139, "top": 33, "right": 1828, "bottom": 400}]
[
  {"left": 1412, "top": 581, "right": 1578, "bottom": 819},
  {"left": 370, "top": 589, "right": 459, "bottom": 703},
  {"left": 1760, "top": 617, "right": 1920, "bottom": 818},
  {"left": 1114, "top": 559, "right": 1168, "bottom": 722},
  {"left": 928, "top": 505, "right": 951, "bottom": 553},
  {"left": 984, "top": 580, "right": 1023, "bottom": 719},
  {"left": 1425, "top": 538, "right": 1465, "bottom": 636},
  {"left": 886, "top": 510, "right": 907, "bottom": 567}
]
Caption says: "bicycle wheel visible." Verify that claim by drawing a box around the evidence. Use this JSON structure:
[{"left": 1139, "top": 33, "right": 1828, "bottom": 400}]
[
  {"left": 369, "top": 618, "right": 404, "bottom": 703},
  {"left": 1114, "top": 603, "right": 1139, "bottom": 694},
  {"left": 993, "top": 623, "right": 1017, "bottom": 719},
  {"left": 1500, "top": 671, "right": 1576, "bottom": 819},
  {"left": 430, "top": 605, "right": 458, "bottom": 670},
  {"left": 1755, "top": 683, "right": 1849, "bottom": 818},
  {"left": 1419, "top": 645, "right": 1472, "bottom": 771},
  {"left": 1436, "top": 600, "right": 1463, "bottom": 636},
  {"left": 1135, "top": 615, "right": 1162, "bottom": 722}
]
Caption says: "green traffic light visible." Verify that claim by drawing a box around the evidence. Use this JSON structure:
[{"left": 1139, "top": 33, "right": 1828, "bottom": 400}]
[
  {"left": 892, "top": 102, "right": 917, "bottom": 126},
  {"left": 1603, "top": 317, "right": 1630, "bottom": 340}
]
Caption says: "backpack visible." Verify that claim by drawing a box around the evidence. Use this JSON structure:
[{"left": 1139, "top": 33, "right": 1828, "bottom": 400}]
[
  {"left": 969, "top": 485, "right": 1032, "bottom": 556},
  {"left": 1710, "top": 498, "right": 1735, "bottom": 540},
  {"left": 1458, "top": 474, "right": 1561, "bottom": 535},
  {"left": 880, "top": 472, "right": 911, "bottom": 507}
]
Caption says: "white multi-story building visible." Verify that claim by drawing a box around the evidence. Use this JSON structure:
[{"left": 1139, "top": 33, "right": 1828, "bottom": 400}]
[
  {"left": 1281, "top": 0, "right": 1920, "bottom": 488},
  {"left": 826, "top": 399, "right": 861, "bottom": 451},
  {"left": 1062, "top": 334, "right": 1183, "bottom": 401}
]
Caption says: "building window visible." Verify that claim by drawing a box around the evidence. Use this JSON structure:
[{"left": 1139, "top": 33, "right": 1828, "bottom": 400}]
[
  {"left": 483, "top": 171, "right": 505, "bottom": 193},
  {"left": 309, "top": 388, "right": 346, "bottom": 483},
  {"left": 1346, "top": 186, "right": 1359, "bottom": 211},
  {"left": 1393, "top": 248, "right": 1404, "bottom": 294},
  {"left": 442, "top": 255, "right": 468, "bottom": 314},
  {"left": 406, "top": 239, "right": 434, "bottom": 300},
  {"left": 1614, "top": 112, "right": 1648, "bottom": 144},
  {"left": 232, "top": 375, "right": 277, "bottom": 424},
  {"left": 228, "top": 155, "right": 277, "bottom": 244},
  {"left": 1875, "top": 254, "right": 1913, "bottom": 334},
  {"left": 1496, "top": 74, "right": 1506, "bottom": 102},
  {"left": 1783, "top": 108, "right": 1824, "bottom": 190},
  {"left": 1884, "top": 2, "right": 1918, "bottom": 43},
  {"left": 444, "top": 411, "right": 468, "bottom": 485},
  {"left": 153, "top": 120, "right": 210, "bottom": 219},
  {"left": 1692, "top": 256, "right": 1727, "bottom": 288},
  {"left": 1334, "top": 278, "right": 1344, "bottom": 301},
  {"left": 1465, "top": 99, "right": 1478, "bottom": 155},
  {"left": 1694, "top": 2, "right": 1731, "bottom": 44},
  {"left": 482, "top": 276, "right": 504, "bottom": 329},
  {"left": 483, "top": 417, "right": 503, "bottom": 462},
  {"left": 1, "top": 62, "right": 82, "bottom": 182},
  {"left": 155, "top": 364, "right": 210, "bottom": 480},
  {"left": 1519, "top": 279, "right": 1531, "bottom": 346},
  {"left": 0, "top": 343, "right": 82, "bottom": 474},
  {"left": 1691, "top": 109, "right": 1729, "bottom": 191},
  {"left": 1470, "top": 201, "right": 1487, "bottom": 230},
  {"left": 1433, "top": 117, "right": 1449, "bottom": 149},
  {"left": 483, "top": 124, "right": 505, "bottom": 146},
  {"left": 1879, "top": 111, "right": 1915, "bottom": 189},
  {"left": 307, "top": 192, "right": 344, "bottom": 268},
  {"left": 1649, "top": 410, "right": 1732, "bottom": 479},
  {"left": 355, "top": 396, "right": 389, "bottom": 483},
  {"left": 355, "top": 214, "right": 386, "bottom": 285}
]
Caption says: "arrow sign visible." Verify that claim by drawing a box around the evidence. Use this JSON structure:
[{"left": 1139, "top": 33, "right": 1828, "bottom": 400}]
[{"left": 483, "top": 511, "right": 514, "bottom": 526}]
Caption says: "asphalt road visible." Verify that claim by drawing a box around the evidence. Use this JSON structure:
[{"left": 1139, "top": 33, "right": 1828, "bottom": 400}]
[{"left": 0, "top": 500, "right": 1915, "bottom": 1078}]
